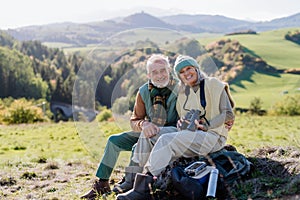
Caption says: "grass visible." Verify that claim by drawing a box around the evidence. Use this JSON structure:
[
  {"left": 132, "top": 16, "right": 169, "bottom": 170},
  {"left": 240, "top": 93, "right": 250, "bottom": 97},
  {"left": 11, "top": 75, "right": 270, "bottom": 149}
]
[
  {"left": 2, "top": 116, "right": 298, "bottom": 164},
  {"left": 0, "top": 123, "right": 88, "bottom": 162},
  {"left": 110, "top": 28, "right": 186, "bottom": 45},
  {"left": 196, "top": 27, "right": 300, "bottom": 110},
  {"left": 61, "top": 28, "right": 187, "bottom": 54},
  {"left": 0, "top": 121, "right": 130, "bottom": 199},
  {"left": 230, "top": 71, "right": 300, "bottom": 109},
  {"left": 227, "top": 115, "right": 300, "bottom": 153},
  {"left": 0, "top": 115, "right": 299, "bottom": 199},
  {"left": 42, "top": 42, "right": 75, "bottom": 49},
  {"left": 198, "top": 27, "right": 300, "bottom": 69}
]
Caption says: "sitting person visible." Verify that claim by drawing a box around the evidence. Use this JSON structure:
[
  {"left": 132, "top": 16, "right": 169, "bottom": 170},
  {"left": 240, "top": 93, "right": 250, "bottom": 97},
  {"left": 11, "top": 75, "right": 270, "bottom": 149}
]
[
  {"left": 117, "top": 55, "right": 235, "bottom": 200},
  {"left": 80, "top": 54, "right": 179, "bottom": 199}
]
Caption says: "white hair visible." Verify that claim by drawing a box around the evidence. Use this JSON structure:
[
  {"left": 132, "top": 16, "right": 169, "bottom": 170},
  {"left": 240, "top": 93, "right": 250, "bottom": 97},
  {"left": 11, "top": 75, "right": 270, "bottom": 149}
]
[{"left": 146, "top": 54, "right": 170, "bottom": 73}]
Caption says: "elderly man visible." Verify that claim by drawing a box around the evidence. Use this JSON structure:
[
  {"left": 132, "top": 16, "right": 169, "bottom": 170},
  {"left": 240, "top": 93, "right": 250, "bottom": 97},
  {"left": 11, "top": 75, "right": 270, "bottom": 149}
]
[{"left": 81, "top": 54, "right": 179, "bottom": 199}]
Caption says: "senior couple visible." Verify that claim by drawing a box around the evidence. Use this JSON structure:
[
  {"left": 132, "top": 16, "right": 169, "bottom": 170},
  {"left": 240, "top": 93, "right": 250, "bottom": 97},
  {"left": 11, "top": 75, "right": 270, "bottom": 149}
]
[{"left": 81, "top": 53, "right": 235, "bottom": 200}]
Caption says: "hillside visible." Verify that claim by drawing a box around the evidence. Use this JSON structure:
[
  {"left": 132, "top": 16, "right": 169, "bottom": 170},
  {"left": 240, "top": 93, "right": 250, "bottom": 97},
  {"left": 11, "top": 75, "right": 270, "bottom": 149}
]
[
  {"left": 6, "top": 12, "right": 178, "bottom": 46},
  {"left": 0, "top": 30, "right": 82, "bottom": 104},
  {"left": 121, "top": 12, "right": 173, "bottom": 28},
  {"left": 245, "top": 12, "right": 300, "bottom": 32},
  {"left": 5, "top": 12, "right": 300, "bottom": 47},
  {"left": 199, "top": 28, "right": 300, "bottom": 69},
  {"left": 162, "top": 14, "right": 252, "bottom": 33},
  {"left": 196, "top": 28, "right": 300, "bottom": 109}
]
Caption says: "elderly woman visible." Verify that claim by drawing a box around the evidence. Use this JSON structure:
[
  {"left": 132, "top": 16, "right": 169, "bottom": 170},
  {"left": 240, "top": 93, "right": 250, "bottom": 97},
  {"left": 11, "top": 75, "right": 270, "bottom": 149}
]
[{"left": 117, "top": 55, "right": 235, "bottom": 200}]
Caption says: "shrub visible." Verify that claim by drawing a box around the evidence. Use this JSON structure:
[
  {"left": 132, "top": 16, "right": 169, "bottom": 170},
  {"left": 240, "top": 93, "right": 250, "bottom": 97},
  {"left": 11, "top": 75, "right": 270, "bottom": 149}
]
[
  {"left": 0, "top": 97, "right": 14, "bottom": 108},
  {"left": 249, "top": 97, "right": 263, "bottom": 115},
  {"left": 269, "top": 94, "right": 300, "bottom": 116},
  {"left": 0, "top": 98, "right": 45, "bottom": 124},
  {"left": 112, "top": 96, "right": 131, "bottom": 115},
  {"left": 97, "top": 108, "right": 112, "bottom": 122},
  {"left": 285, "top": 30, "right": 300, "bottom": 45}
]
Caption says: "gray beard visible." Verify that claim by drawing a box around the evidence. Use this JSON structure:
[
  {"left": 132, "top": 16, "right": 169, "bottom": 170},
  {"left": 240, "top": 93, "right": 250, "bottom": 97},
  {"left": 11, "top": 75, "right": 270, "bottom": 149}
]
[{"left": 152, "top": 80, "right": 169, "bottom": 88}]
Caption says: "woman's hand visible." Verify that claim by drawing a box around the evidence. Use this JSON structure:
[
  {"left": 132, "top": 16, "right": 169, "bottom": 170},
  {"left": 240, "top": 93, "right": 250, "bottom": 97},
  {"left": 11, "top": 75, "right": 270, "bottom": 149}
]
[
  {"left": 225, "top": 120, "right": 234, "bottom": 131},
  {"left": 142, "top": 121, "right": 160, "bottom": 138},
  {"left": 194, "top": 119, "right": 208, "bottom": 131}
]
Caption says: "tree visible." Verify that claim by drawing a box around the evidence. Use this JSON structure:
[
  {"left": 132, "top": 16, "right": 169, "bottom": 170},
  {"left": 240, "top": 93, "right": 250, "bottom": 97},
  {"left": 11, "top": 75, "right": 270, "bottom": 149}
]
[
  {"left": 184, "top": 40, "right": 204, "bottom": 58},
  {"left": 249, "top": 97, "right": 263, "bottom": 115},
  {"left": 0, "top": 46, "right": 48, "bottom": 99},
  {"left": 0, "top": 30, "right": 15, "bottom": 48}
]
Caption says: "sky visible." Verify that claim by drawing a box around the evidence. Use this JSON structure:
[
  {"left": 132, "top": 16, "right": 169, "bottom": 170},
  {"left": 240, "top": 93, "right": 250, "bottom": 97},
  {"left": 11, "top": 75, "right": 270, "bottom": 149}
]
[{"left": 1, "top": 0, "right": 300, "bottom": 29}]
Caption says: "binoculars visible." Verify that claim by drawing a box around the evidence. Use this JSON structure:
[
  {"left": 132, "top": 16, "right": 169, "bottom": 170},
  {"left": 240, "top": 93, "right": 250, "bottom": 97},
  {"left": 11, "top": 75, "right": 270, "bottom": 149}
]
[{"left": 179, "top": 109, "right": 201, "bottom": 131}]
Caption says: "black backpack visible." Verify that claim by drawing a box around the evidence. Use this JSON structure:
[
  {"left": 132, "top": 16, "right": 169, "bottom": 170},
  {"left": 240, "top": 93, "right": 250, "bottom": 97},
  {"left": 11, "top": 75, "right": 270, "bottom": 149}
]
[
  {"left": 171, "top": 166, "right": 205, "bottom": 200},
  {"left": 200, "top": 149, "right": 253, "bottom": 185},
  {"left": 153, "top": 148, "right": 253, "bottom": 199}
]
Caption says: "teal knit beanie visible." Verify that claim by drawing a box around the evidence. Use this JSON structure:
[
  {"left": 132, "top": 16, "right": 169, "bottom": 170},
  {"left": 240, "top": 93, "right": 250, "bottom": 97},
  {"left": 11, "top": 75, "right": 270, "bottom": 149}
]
[{"left": 174, "top": 55, "right": 200, "bottom": 75}]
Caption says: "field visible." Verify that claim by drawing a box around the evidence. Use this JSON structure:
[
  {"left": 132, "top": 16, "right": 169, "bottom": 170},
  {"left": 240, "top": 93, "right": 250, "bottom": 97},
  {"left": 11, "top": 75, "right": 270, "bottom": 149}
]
[
  {"left": 230, "top": 71, "right": 300, "bottom": 109},
  {"left": 198, "top": 28, "right": 300, "bottom": 70},
  {"left": 0, "top": 115, "right": 300, "bottom": 199},
  {"left": 197, "top": 28, "right": 300, "bottom": 110}
]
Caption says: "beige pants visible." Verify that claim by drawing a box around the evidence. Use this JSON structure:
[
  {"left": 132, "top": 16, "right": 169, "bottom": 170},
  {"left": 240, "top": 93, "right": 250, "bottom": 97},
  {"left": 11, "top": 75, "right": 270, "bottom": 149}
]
[
  {"left": 132, "top": 126, "right": 178, "bottom": 167},
  {"left": 143, "top": 130, "right": 226, "bottom": 176}
]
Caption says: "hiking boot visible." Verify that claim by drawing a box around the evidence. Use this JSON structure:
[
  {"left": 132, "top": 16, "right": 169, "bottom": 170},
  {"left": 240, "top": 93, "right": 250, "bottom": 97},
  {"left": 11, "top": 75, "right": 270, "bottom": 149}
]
[
  {"left": 116, "top": 173, "right": 154, "bottom": 200},
  {"left": 112, "top": 166, "right": 143, "bottom": 194},
  {"left": 80, "top": 179, "right": 111, "bottom": 199},
  {"left": 116, "top": 176, "right": 125, "bottom": 185}
]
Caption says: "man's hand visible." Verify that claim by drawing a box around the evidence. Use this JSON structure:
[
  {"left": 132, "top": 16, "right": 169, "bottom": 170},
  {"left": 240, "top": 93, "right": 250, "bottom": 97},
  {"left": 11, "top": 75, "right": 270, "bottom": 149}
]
[
  {"left": 142, "top": 121, "right": 160, "bottom": 138},
  {"left": 176, "top": 118, "right": 183, "bottom": 130}
]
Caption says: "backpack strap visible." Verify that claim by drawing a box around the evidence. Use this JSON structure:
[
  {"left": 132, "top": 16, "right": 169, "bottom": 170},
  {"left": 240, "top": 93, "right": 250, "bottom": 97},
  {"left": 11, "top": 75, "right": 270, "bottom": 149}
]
[
  {"left": 200, "top": 80, "right": 206, "bottom": 109},
  {"left": 199, "top": 80, "right": 210, "bottom": 125}
]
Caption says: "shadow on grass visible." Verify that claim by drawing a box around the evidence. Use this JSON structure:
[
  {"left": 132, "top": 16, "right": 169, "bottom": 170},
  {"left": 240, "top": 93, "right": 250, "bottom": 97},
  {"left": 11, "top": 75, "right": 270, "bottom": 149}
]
[
  {"left": 230, "top": 68, "right": 281, "bottom": 91},
  {"left": 242, "top": 46, "right": 261, "bottom": 58},
  {"left": 230, "top": 69, "right": 255, "bottom": 90}
]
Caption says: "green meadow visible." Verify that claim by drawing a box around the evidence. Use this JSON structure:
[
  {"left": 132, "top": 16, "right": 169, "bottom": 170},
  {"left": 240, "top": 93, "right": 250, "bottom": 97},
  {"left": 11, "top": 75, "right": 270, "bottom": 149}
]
[
  {"left": 0, "top": 115, "right": 299, "bottom": 199},
  {"left": 197, "top": 28, "right": 300, "bottom": 110},
  {"left": 198, "top": 27, "right": 300, "bottom": 70},
  {"left": 1, "top": 116, "right": 299, "bottom": 163},
  {"left": 230, "top": 71, "right": 300, "bottom": 109}
]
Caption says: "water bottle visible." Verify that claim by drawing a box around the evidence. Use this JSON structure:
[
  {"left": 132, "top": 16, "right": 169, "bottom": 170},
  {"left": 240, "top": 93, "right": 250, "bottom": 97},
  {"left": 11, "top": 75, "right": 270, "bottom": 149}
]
[{"left": 206, "top": 168, "right": 219, "bottom": 198}]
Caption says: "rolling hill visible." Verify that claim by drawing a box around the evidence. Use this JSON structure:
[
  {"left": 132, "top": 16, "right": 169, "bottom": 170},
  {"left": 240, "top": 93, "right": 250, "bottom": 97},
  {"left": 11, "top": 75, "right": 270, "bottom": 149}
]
[
  {"left": 161, "top": 14, "right": 252, "bottom": 33},
  {"left": 197, "top": 28, "right": 300, "bottom": 109},
  {"left": 5, "top": 11, "right": 300, "bottom": 47}
]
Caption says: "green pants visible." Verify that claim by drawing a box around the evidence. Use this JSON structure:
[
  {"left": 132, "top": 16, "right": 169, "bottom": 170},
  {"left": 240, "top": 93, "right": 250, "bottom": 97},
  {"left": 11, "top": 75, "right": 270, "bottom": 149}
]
[{"left": 95, "top": 131, "right": 140, "bottom": 179}]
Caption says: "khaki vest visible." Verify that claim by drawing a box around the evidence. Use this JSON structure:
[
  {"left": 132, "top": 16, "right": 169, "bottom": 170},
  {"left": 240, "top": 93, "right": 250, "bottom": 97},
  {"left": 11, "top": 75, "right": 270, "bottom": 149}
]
[{"left": 176, "top": 77, "right": 230, "bottom": 138}]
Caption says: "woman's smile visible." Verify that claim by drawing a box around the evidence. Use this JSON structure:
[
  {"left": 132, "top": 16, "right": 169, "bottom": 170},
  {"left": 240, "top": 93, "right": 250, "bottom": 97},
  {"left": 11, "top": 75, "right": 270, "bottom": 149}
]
[{"left": 179, "top": 66, "right": 198, "bottom": 86}]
